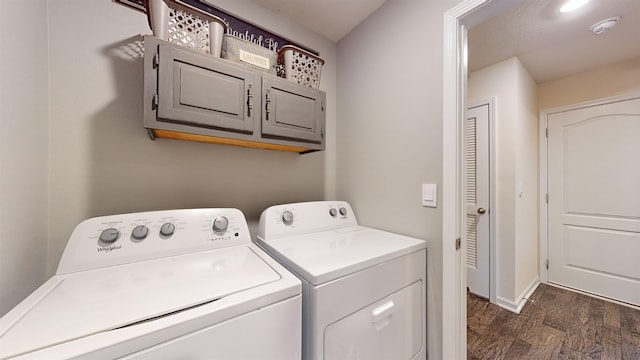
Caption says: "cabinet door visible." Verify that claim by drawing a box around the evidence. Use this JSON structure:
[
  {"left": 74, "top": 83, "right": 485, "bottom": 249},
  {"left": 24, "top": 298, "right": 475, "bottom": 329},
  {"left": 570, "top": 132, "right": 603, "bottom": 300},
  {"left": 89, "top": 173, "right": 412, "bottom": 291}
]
[
  {"left": 157, "top": 44, "right": 255, "bottom": 133},
  {"left": 261, "top": 76, "right": 325, "bottom": 143}
]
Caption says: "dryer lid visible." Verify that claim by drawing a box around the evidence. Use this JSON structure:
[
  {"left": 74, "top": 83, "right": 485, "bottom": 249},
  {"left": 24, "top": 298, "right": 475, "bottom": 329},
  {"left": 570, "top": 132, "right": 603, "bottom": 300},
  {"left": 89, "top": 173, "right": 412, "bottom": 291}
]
[
  {"left": 259, "top": 226, "right": 425, "bottom": 285},
  {"left": 0, "top": 246, "right": 280, "bottom": 359}
]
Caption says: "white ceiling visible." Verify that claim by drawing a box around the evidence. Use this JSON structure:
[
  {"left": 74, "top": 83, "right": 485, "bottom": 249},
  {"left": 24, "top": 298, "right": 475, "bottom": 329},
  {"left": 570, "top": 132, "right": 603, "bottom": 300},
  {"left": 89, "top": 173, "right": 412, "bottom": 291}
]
[
  {"left": 251, "top": 0, "right": 386, "bottom": 42},
  {"left": 468, "top": 0, "right": 640, "bottom": 83},
  {"left": 250, "top": 0, "right": 639, "bottom": 83}
]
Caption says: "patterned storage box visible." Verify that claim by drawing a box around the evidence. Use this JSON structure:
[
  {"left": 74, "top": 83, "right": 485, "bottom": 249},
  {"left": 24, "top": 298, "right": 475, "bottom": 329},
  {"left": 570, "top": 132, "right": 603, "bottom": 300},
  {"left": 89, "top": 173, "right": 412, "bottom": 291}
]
[
  {"left": 145, "top": 0, "right": 227, "bottom": 56},
  {"left": 278, "top": 45, "right": 324, "bottom": 89},
  {"left": 221, "top": 35, "right": 278, "bottom": 75}
]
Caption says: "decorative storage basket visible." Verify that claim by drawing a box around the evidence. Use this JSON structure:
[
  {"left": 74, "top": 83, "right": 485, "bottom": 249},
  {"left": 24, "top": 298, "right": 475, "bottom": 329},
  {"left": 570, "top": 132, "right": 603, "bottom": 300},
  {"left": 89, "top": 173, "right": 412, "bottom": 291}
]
[
  {"left": 221, "top": 35, "right": 278, "bottom": 75},
  {"left": 145, "top": 0, "right": 227, "bottom": 56},
  {"left": 278, "top": 45, "right": 324, "bottom": 89}
]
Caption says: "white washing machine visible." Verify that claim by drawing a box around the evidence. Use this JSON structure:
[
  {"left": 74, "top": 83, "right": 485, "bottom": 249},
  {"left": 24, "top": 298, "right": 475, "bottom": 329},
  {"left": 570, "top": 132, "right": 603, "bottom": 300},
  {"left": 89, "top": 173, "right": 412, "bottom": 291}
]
[
  {"left": 0, "top": 208, "right": 301, "bottom": 360},
  {"left": 256, "top": 201, "right": 427, "bottom": 360}
]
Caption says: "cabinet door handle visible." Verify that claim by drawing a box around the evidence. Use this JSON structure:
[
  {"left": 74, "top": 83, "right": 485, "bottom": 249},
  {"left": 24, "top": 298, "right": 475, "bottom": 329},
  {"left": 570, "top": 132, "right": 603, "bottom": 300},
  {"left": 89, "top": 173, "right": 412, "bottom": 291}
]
[
  {"left": 265, "top": 89, "right": 271, "bottom": 121},
  {"left": 247, "top": 85, "right": 253, "bottom": 117}
]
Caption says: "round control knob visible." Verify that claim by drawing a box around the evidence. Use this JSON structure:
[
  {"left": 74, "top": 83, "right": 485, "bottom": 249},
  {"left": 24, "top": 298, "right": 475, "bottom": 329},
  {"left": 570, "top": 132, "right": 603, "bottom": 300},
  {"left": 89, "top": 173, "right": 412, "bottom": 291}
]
[
  {"left": 131, "top": 225, "right": 149, "bottom": 240},
  {"left": 339, "top": 207, "right": 348, "bottom": 216},
  {"left": 160, "top": 223, "right": 175, "bottom": 237},
  {"left": 212, "top": 216, "right": 229, "bottom": 232},
  {"left": 99, "top": 228, "right": 120, "bottom": 243},
  {"left": 282, "top": 210, "right": 294, "bottom": 225},
  {"left": 329, "top": 208, "right": 338, "bottom": 217}
]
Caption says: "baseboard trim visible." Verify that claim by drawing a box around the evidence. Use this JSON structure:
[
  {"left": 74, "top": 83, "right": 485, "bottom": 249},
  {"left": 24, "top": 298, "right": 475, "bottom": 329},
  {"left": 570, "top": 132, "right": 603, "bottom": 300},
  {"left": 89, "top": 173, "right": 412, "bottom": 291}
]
[{"left": 496, "top": 278, "right": 540, "bottom": 314}]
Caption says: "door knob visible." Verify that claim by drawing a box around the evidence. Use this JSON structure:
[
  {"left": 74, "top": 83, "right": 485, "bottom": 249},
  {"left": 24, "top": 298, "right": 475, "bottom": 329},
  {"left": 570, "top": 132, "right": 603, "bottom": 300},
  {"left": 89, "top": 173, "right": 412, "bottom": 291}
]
[{"left": 477, "top": 208, "right": 487, "bottom": 214}]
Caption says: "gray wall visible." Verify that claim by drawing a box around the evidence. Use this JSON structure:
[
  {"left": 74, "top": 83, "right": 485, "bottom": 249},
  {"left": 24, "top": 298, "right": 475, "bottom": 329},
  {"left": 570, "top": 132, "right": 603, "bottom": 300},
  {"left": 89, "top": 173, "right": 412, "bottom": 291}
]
[
  {"left": 45, "top": 0, "right": 337, "bottom": 273},
  {"left": 336, "top": 0, "right": 462, "bottom": 358},
  {"left": 0, "top": 0, "right": 337, "bottom": 316},
  {"left": 1, "top": 0, "right": 471, "bottom": 356},
  {"left": 0, "top": 0, "right": 49, "bottom": 316}
]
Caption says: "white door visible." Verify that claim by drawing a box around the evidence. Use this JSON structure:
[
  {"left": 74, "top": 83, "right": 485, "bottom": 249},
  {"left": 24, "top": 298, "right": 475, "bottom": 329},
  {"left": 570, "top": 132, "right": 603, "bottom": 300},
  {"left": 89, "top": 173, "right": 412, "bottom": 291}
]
[
  {"left": 547, "top": 96, "right": 640, "bottom": 306},
  {"left": 465, "top": 103, "right": 490, "bottom": 299}
]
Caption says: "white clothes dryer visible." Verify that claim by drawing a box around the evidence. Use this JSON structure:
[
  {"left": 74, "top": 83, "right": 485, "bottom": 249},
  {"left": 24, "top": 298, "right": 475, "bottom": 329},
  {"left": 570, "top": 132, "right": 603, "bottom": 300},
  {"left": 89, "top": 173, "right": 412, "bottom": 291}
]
[
  {"left": 0, "top": 208, "right": 301, "bottom": 360},
  {"left": 257, "top": 201, "right": 427, "bottom": 360}
]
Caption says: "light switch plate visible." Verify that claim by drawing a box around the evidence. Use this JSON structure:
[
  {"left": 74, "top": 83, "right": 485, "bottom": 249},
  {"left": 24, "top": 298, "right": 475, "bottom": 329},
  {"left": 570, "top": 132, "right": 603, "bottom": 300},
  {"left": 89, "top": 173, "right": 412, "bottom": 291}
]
[{"left": 422, "top": 183, "right": 437, "bottom": 207}]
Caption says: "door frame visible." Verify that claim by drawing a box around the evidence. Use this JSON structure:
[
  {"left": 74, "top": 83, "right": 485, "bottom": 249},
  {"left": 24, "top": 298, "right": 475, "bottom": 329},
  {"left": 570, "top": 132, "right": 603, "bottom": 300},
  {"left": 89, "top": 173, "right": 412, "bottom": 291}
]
[
  {"left": 466, "top": 98, "right": 497, "bottom": 304},
  {"left": 538, "top": 91, "right": 640, "bottom": 285},
  {"left": 443, "top": 0, "right": 526, "bottom": 357},
  {"left": 442, "top": 1, "right": 487, "bottom": 358}
]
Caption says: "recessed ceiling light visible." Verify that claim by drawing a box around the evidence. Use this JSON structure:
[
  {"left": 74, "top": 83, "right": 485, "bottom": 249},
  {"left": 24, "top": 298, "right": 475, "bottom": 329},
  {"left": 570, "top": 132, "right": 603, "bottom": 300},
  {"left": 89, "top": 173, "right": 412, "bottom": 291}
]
[
  {"left": 590, "top": 16, "right": 622, "bottom": 35},
  {"left": 560, "top": 0, "right": 590, "bottom": 13}
]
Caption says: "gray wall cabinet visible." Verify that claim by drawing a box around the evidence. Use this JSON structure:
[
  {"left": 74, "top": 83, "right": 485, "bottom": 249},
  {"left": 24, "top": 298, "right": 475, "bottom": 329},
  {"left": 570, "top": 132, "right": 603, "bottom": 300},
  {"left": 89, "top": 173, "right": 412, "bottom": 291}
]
[{"left": 143, "top": 36, "right": 326, "bottom": 153}]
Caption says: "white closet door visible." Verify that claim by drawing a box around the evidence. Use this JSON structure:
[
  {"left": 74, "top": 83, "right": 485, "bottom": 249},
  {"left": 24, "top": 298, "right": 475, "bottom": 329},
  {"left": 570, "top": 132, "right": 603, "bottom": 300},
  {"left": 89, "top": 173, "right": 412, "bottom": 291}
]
[
  {"left": 547, "top": 96, "right": 640, "bottom": 306},
  {"left": 465, "top": 104, "right": 490, "bottom": 299}
]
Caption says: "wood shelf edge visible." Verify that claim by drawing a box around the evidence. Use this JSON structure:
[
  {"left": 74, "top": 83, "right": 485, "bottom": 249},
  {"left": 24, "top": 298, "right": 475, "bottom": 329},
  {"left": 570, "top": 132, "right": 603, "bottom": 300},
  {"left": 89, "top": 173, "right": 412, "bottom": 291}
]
[{"left": 151, "top": 129, "right": 317, "bottom": 154}]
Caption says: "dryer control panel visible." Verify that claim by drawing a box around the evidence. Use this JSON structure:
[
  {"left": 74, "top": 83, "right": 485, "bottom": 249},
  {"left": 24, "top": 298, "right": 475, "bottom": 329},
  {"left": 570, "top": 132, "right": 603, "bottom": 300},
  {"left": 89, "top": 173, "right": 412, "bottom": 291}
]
[
  {"left": 258, "top": 201, "right": 358, "bottom": 241},
  {"left": 57, "top": 208, "right": 250, "bottom": 274}
]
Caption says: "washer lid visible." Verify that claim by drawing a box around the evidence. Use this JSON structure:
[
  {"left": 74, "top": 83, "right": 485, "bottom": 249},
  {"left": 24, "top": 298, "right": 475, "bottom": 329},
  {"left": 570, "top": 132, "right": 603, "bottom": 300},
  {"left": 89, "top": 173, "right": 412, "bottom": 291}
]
[
  {"left": 0, "top": 246, "right": 280, "bottom": 359},
  {"left": 259, "top": 226, "right": 425, "bottom": 285}
]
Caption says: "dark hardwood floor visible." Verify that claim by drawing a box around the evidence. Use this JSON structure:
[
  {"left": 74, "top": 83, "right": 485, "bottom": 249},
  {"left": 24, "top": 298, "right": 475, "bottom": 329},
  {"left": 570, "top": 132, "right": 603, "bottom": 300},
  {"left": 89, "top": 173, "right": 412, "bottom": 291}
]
[{"left": 467, "top": 283, "right": 640, "bottom": 359}]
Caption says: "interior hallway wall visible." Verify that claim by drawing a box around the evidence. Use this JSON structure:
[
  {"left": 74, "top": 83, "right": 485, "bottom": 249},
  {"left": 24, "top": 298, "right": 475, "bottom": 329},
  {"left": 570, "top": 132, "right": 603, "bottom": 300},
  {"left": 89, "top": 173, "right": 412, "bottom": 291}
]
[
  {"left": 513, "top": 57, "right": 539, "bottom": 302},
  {"left": 468, "top": 56, "right": 538, "bottom": 311},
  {"left": 0, "top": 0, "right": 50, "bottom": 316},
  {"left": 46, "top": 0, "right": 337, "bottom": 273},
  {"left": 538, "top": 57, "right": 640, "bottom": 109},
  {"left": 336, "top": 0, "right": 465, "bottom": 357}
]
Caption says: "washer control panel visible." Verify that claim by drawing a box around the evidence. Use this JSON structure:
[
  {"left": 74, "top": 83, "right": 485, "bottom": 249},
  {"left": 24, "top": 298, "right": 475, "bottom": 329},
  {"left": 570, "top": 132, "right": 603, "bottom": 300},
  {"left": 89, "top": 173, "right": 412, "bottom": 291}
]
[
  {"left": 258, "top": 201, "right": 358, "bottom": 241},
  {"left": 57, "top": 208, "right": 250, "bottom": 274}
]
